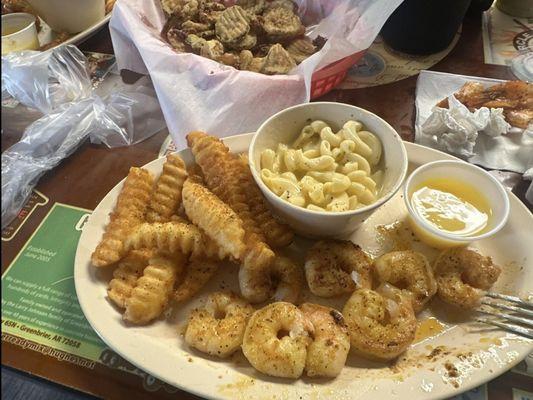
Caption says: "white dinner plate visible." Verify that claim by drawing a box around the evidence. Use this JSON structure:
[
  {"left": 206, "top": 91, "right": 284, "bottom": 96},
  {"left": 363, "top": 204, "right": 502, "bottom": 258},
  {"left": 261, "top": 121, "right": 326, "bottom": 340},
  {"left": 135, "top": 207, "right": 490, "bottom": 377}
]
[{"left": 74, "top": 134, "right": 533, "bottom": 400}]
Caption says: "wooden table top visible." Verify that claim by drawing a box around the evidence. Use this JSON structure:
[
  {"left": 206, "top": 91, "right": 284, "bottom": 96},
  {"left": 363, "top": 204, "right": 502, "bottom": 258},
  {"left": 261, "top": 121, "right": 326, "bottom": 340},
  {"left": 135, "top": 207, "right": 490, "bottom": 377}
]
[{"left": 2, "top": 10, "right": 532, "bottom": 400}]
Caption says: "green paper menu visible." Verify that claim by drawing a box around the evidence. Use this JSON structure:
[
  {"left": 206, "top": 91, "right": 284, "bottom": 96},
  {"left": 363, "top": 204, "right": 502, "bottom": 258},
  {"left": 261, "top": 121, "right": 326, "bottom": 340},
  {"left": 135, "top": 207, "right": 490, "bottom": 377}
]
[{"left": 1, "top": 203, "right": 106, "bottom": 362}]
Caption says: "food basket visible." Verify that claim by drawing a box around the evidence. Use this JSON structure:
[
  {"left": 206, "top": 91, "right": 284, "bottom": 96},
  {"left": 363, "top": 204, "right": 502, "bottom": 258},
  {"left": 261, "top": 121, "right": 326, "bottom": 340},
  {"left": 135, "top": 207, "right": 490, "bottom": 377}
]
[{"left": 310, "top": 51, "right": 365, "bottom": 98}]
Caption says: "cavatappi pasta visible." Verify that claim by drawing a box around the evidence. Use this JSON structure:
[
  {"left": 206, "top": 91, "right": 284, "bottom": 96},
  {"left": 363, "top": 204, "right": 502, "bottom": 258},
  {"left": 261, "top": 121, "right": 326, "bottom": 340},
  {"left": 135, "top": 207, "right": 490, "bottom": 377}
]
[{"left": 260, "top": 120, "right": 383, "bottom": 212}]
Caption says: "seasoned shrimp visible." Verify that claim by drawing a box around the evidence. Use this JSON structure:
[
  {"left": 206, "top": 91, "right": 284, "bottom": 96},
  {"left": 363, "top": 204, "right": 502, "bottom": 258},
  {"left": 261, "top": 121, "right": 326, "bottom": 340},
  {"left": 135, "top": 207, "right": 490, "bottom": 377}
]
[
  {"left": 305, "top": 240, "right": 372, "bottom": 297},
  {"left": 300, "top": 303, "right": 350, "bottom": 378},
  {"left": 239, "top": 255, "right": 303, "bottom": 304},
  {"left": 242, "top": 302, "right": 313, "bottom": 378},
  {"left": 174, "top": 259, "right": 219, "bottom": 303},
  {"left": 434, "top": 248, "right": 501, "bottom": 309},
  {"left": 343, "top": 284, "right": 417, "bottom": 361},
  {"left": 185, "top": 292, "right": 254, "bottom": 358},
  {"left": 373, "top": 250, "right": 437, "bottom": 313}
]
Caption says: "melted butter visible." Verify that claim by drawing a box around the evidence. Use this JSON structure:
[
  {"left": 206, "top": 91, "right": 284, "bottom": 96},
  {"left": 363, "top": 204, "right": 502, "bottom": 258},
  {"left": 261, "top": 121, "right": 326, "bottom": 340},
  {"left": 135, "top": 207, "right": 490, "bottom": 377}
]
[
  {"left": 479, "top": 337, "right": 502, "bottom": 346},
  {"left": 411, "top": 178, "right": 492, "bottom": 236},
  {"left": 414, "top": 317, "right": 446, "bottom": 343}
]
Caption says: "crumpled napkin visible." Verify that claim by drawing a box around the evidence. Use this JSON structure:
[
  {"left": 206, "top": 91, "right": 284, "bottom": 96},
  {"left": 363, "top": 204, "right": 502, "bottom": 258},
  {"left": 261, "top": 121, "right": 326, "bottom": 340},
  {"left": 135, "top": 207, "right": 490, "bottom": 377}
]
[{"left": 420, "top": 95, "right": 511, "bottom": 158}]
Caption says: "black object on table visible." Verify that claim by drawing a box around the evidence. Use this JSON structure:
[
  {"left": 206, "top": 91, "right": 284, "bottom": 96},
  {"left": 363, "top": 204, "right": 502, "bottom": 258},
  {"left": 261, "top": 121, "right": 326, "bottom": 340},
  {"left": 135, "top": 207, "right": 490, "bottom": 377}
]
[{"left": 381, "top": 0, "right": 474, "bottom": 55}]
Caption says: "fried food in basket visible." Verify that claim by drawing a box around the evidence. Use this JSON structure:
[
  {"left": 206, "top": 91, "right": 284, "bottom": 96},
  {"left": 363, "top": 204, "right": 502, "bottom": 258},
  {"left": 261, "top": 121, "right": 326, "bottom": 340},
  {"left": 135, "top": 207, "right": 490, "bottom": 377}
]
[
  {"left": 286, "top": 37, "right": 316, "bottom": 64},
  {"left": 215, "top": 5, "right": 250, "bottom": 44},
  {"left": 124, "top": 253, "right": 184, "bottom": 324},
  {"left": 146, "top": 153, "right": 188, "bottom": 223},
  {"left": 261, "top": 43, "right": 296, "bottom": 75},
  {"left": 182, "top": 178, "right": 246, "bottom": 260},
  {"left": 187, "top": 131, "right": 293, "bottom": 249},
  {"left": 159, "top": 0, "right": 317, "bottom": 74},
  {"left": 262, "top": 6, "right": 304, "bottom": 42},
  {"left": 125, "top": 221, "right": 227, "bottom": 260},
  {"left": 108, "top": 249, "right": 153, "bottom": 309},
  {"left": 174, "top": 258, "right": 219, "bottom": 302},
  {"left": 91, "top": 167, "right": 154, "bottom": 267}
]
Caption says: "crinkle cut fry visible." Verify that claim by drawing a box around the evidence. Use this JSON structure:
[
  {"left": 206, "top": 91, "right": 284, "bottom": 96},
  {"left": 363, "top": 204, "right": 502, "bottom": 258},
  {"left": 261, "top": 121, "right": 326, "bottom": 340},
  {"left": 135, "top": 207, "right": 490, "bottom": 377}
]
[
  {"left": 107, "top": 249, "right": 153, "bottom": 309},
  {"left": 91, "top": 167, "right": 154, "bottom": 267},
  {"left": 182, "top": 178, "right": 246, "bottom": 260},
  {"left": 186, "top": 131, "right": 293, "bottom": 248},
  {"left": 174, "top": 258, "right": 219, "bottom": 303},
  {"left": 124, "top": 253, "right": 185, "bottom": 325},
  {"left": 146, "top": 153, "right": 188, "bottom": 223},
  {"left": 124, "top": 221, "right": 227, "bottom": 261}
]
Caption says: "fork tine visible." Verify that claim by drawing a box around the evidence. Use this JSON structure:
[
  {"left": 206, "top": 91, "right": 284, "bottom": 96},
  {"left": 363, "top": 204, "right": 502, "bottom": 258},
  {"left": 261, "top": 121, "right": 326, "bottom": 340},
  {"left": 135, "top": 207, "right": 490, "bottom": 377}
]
[
  {"left": 480, "top": 299, "right": 533, "bottom": 318},
  {"left": 475, "top": 317, "right": 533, "bottom": 339},
  {"left": 477, "top": 308, "right": 533, "bottom": 328},
  {"left": 485, "top": 292, "right": 533, "bottom": 308}
]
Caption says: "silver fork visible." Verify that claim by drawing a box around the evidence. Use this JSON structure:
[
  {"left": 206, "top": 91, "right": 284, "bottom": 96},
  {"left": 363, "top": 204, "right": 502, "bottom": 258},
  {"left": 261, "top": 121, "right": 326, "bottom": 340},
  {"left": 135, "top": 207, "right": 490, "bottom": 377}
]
[{"left": 475, "top": 292, "right": 533, "bottom": 339}]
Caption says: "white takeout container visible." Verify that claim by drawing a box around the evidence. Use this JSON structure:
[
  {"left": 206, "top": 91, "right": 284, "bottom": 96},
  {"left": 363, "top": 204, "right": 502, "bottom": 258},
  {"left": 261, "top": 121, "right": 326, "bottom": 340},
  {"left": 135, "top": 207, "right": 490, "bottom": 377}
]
[
  {"left": 1, "top": 13, "right": 39, "bottom": 55},
  {"left": 404, "top": 160, "right": 510, "bottom": 249},
  {"left": 249, "top": 102, "right": 408, "bottom": 238},
  {"left": 27, "top": 0, "right": 105, "bottom": 34}
]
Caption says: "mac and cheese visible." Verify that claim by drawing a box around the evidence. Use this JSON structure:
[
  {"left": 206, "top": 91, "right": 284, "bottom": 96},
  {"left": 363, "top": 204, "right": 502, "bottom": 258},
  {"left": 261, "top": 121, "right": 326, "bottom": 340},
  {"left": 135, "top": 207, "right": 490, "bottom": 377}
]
[{"left": 260, "top": 120, "right": 383, "bottom": 212}]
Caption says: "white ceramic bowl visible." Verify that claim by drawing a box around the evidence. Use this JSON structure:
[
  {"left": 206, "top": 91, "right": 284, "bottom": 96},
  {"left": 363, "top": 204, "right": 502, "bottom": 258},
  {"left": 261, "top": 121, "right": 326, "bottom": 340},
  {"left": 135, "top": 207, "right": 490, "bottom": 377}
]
[
  {"left": 27, "top": 0, "right": 105, "bottom": 34},
  {"left": 249, "top": 102, "right": 408, "bottom": 238},
  {"left": 1, "top": 13, "right": 39, "bottom": 55},
  {"left": 403, "top": 160, "right": 510, "bottom": 248}
]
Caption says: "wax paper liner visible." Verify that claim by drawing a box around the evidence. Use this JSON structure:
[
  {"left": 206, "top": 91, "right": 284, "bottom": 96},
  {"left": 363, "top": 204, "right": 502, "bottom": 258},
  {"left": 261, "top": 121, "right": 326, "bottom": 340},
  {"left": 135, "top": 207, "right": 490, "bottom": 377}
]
[{"left": 109, "top": 0, "right": 404, "bottom": 149}]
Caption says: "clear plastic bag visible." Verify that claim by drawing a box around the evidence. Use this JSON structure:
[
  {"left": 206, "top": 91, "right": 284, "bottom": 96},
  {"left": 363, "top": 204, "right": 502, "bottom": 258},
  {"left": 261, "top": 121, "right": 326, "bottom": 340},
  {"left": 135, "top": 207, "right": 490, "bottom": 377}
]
[
  {"left": 1, "top": 45, "right": 166, "bottom": 228},
  {"left": 2, "top": 45, "right": 92, "bottom": 114}
]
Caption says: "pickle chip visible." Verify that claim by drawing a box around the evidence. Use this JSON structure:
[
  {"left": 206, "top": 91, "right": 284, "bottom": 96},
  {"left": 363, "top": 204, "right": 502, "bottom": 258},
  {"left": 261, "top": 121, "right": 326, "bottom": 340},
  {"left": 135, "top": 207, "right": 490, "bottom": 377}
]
[
  {"left": 286, "top": 37, "right": 316, "bottom": 64},
  {"left": 262, "top": 7, "right": 304, "bottom": 41},
  {"left": 228, "top": 33, "right": 257, "bottom": 51},
  {"left": 239, "top": 50, "right": 254, "bottom": 70},
  {"left": 200, "top": 39, "right": 225, "bottom": 60},
  {"left": 261, "top": 43, "right": 296, "bottom": 74},
  {"left": 182, "top": 20, "right": 212, "bottom": 34},
  {"left": 264, "top": 0, "right": 297, "bottom": 12},
  {"left": 215, "top": 5, "right": 251, "bottom": 44},
  {"left": 237, "top": 0, "right": 266, "bottom": 15}
]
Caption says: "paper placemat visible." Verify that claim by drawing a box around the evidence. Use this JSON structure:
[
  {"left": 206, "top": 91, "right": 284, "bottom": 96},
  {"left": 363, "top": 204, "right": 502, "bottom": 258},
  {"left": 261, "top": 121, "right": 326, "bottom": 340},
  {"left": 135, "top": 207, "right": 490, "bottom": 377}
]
[{"left": 482, "top": 5, "right": 533, "bottom": 66}]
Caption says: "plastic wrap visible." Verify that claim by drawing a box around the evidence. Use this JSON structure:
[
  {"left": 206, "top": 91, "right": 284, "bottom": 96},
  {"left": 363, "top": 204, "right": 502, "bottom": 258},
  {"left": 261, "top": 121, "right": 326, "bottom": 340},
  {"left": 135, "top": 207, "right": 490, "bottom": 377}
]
[
  {"left": 2, "top": 45, "right": 92, "bottom": 114},
  {"left": 110, "top": 0, "right": 403, "bottom": 148},
  {"left": 1, "top": 45, "right": 166, "bottom": 228}
]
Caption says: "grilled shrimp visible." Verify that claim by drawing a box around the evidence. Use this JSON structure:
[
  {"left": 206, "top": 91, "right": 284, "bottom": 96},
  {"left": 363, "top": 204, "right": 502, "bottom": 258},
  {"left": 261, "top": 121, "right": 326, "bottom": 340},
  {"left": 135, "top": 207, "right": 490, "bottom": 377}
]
[
  {"left": 305, "top": 240, "right": 372, "bottom": 297},
  {"left": 434, "top": 248, "right": 501, "bottom": 309},
  {"left": 185, "top": 291, "right": 254, "bottom": 358},
  {"left": 239, "top": 255, "right": 304, "bottom": 304},
  {"left": 242, "top": 302, "right": 313, "bottom": 378},
  {"left": 373, "top": 250, "right": 437, "bottom": 313},
  {"left": 342, "top": 284, "right": 417, "bottom": 361},
  {"left": 300, "top": 303, "right": 350, "bottom": 378}
]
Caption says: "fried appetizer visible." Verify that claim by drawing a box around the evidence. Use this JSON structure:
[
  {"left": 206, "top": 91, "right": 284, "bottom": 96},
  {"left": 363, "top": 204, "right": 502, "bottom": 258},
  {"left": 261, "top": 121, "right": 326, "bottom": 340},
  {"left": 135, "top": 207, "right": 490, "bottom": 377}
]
[
  {"left": 124, "top": 254, "right": 184, "bottom": 324},
  {"left": 182, "top": 178, "right": 246, "bottom": 260},
  {"left": 237, "top": 0, "right": 265, "bottom": 14},
  {"left": 124, "top": 221, "right": 226, "bottom": 260},
  {"left": 261, "top": 43, "right": 296, "bottom": 75},
  {"left": 146, "top": 154, "right": 188, "bottom": 223},
  {"left": 91, "top": 167, "right": 154, "bottom": 267},
  {"left": 286, "top": 37, "right": 316, "bottom": 64},
  {"left": 261, "top": 6, "right": 304, "bottom": 41},
  {"left": 215, "top": 5, "right": 250, "bottom": 44},
  {"left": 174, "top": 259, "right": 219, "bottom": 302},
  {"left": 187, "top": 131, "right": 293, "bottom": 248},
  {"left": 107, "top": 249, "right": 153, "bottom": 309},
  {"left": 185, "top": 291, "right": 254, "bottom": 357}
]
